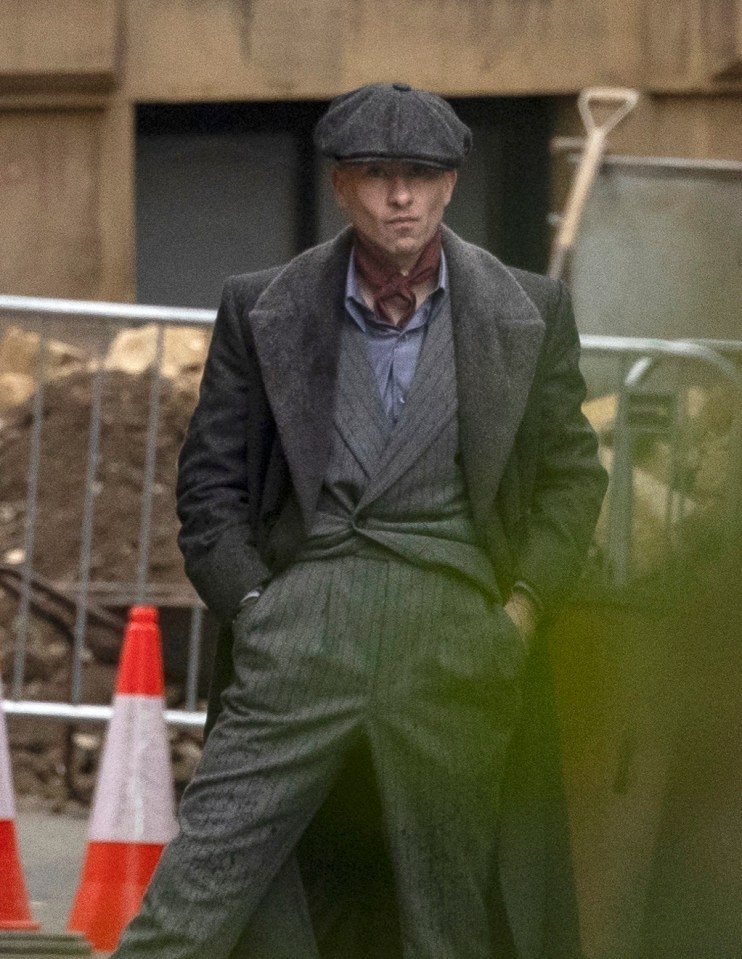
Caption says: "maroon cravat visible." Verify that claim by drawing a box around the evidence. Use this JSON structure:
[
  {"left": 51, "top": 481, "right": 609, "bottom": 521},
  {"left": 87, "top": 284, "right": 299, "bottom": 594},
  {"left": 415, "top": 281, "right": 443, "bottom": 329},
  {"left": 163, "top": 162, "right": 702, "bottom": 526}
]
[{"left": 353, "top": 230, "right": 442, "bottom": 328}]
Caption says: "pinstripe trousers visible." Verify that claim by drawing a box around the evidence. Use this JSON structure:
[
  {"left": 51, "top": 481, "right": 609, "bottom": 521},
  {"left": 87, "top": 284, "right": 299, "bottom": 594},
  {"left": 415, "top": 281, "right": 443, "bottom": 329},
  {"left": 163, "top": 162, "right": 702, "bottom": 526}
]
[{"left": 113, "top": 551, "right": 526, "bottom": 959}]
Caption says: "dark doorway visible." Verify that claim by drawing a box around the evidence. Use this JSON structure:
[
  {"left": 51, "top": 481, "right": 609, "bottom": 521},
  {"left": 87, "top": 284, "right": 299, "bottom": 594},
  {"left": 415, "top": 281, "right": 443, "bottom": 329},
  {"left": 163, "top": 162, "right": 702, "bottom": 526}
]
[{"left": 136, "top": 97, "right": 551, "bottom": 308}]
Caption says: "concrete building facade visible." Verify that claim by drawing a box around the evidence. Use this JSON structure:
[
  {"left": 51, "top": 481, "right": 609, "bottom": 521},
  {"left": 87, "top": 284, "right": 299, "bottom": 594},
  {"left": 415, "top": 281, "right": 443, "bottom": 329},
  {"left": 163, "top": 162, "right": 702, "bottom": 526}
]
[{"left": 0, "top": 0, "right": 739, "bottom": 303}]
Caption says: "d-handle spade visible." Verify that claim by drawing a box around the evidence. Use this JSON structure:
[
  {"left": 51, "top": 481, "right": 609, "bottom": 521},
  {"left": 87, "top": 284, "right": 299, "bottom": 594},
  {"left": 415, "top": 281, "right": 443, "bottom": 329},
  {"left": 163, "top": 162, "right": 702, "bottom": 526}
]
[{"left": 548, "top": 87, "right": 640, "bottom": 280}]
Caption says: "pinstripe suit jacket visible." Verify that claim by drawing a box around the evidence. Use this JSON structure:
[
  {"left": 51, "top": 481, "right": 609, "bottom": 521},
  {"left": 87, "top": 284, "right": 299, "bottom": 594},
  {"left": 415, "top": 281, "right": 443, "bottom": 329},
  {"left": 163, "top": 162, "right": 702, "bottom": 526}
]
[{"left": 176, "top": 225, "right": 608, "bottom": 959}]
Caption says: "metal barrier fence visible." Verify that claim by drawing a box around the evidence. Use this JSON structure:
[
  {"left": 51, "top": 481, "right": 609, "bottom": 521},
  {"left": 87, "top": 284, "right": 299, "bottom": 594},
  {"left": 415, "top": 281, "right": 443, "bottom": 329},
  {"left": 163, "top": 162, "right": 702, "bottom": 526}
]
[{"left": 1, "top": 294, "right": 740, "bottom": 729}]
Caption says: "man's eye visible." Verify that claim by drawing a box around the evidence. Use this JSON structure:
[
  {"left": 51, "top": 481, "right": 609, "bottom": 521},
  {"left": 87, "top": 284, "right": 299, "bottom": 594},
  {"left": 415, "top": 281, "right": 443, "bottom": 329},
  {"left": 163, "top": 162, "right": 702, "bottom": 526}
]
[{"left": 409, "top": 165, "right": 437, "bottom": 179}]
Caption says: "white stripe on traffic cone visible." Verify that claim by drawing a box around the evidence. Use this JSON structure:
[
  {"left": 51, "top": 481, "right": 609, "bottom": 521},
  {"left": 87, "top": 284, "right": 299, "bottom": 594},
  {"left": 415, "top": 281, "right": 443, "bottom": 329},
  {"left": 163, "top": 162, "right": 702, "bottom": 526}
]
[{"left": 67, "top": 607, "right": 178, "bottom": 950}]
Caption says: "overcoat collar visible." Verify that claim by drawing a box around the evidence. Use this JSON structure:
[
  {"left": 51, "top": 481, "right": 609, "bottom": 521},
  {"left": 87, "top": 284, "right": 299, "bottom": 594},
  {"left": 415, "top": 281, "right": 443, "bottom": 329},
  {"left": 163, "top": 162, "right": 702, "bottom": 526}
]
[{"left": 248, "top": 225, "right": 545, "bottom": 531}]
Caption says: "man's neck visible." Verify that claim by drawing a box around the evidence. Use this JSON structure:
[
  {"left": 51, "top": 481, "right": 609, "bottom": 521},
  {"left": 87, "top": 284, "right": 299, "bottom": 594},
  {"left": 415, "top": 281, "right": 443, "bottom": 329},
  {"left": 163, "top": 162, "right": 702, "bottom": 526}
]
[
  {"left": 352, "top": 228, "right": 442, "bottom": 276},
  {"left": 352, "top": 228, "right": 442, "bottom": 328},
  {"left": 357, "top": 274, "right": 436, "bottom": 327}
]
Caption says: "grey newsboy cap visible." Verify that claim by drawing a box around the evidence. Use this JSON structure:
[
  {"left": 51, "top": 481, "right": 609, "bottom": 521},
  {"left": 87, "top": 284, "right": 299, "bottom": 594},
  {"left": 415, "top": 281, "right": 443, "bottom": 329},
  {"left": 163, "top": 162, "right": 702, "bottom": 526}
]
[{"left": 314, "top": 82, "right": 472, "bottom": 170}]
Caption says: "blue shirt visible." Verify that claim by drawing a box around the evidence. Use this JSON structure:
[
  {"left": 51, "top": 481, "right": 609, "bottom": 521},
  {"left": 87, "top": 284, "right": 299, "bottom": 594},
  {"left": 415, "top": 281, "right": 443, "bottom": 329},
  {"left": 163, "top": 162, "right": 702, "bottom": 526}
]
[{"left": 344, "top": 250, "right": 449, "bottom": 424}]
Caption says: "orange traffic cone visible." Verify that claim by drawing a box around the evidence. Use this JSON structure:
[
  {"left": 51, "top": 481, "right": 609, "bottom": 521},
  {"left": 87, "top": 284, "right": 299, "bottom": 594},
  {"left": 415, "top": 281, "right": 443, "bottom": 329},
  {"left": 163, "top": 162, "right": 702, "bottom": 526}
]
[
  {"left": 67, "top": 606, "right": 178, "bottom": 950},
  {"left": 0, "top": 684, "right": 39, "bottom": 930}
]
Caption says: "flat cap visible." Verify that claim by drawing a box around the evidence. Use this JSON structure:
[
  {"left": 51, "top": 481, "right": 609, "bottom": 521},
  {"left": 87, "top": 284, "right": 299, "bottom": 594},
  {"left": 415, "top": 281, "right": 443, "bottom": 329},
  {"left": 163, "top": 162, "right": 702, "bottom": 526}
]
[{"left": 315, "top": 82, "right": 472, "bottom": 170}]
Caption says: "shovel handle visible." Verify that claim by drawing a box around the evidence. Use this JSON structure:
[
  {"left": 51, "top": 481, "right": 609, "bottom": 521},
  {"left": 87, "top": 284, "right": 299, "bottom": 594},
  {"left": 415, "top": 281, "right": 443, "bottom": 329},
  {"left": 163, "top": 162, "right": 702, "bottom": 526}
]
[
  {"left": 578, "top": 87, "right": 641, "bottom": 136},
  {"left": 549, "top": 87, "right": 640, "bottom": 280}
]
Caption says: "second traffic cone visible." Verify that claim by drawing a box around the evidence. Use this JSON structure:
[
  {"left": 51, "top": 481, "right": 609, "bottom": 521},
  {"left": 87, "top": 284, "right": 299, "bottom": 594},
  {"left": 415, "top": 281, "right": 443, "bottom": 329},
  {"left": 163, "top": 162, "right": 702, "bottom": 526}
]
[
  {"left": 0, "top": 684, "right": 39, "bottom": 931},
  {"left": 67, "top": 606, "right": 178, "bottom": 951}
]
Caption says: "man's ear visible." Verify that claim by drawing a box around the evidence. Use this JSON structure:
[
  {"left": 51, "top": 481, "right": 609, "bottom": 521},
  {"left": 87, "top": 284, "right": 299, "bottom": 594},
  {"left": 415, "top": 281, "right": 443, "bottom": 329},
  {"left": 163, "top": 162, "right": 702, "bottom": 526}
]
[
  {"left": 331, "top": 165, "right": 348, "bottom": 213},
  {"left": 442, "top": 170, "right": 457, "bottom": 206}
]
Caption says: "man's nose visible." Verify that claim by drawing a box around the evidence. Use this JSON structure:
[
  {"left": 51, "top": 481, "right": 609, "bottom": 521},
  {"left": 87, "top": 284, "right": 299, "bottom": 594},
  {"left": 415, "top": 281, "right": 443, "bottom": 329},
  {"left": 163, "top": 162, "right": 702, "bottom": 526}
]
[{"left": 388, "top": 177, "right": 412, "bottom": 205}]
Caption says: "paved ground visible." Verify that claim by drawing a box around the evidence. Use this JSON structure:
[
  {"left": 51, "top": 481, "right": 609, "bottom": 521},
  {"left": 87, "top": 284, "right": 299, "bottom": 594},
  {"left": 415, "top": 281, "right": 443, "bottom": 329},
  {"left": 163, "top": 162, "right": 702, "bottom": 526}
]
[{"left": 15, "top": 807, "right": 89, "bottom": 935}]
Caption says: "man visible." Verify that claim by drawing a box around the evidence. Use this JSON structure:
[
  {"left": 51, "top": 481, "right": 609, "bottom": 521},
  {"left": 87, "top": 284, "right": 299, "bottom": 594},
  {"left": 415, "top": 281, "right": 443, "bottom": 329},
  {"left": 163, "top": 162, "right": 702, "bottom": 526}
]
[{"left": 113, "top": 83, "right": 607, "bottom": 959}]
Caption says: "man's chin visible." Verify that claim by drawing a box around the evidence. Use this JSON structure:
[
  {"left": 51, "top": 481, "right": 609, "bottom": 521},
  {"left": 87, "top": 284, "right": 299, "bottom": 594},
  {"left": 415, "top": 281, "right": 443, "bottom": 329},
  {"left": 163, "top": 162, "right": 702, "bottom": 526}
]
[
  {"left": 358, "top": 233, "right": 425, "bottom": 268},
  {"left": 384, "top": 233, "right": 430, "bottom": 260}
]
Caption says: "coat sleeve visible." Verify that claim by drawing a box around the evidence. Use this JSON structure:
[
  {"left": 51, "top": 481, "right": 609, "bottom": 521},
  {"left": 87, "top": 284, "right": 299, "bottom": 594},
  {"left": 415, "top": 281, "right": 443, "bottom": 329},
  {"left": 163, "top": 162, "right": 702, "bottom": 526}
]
[
  {"left": 513, "top": 281, "right": 608, "bottom": 613},
  {"left": 176, "top": 274, "right": 273, "bottom": 621}
]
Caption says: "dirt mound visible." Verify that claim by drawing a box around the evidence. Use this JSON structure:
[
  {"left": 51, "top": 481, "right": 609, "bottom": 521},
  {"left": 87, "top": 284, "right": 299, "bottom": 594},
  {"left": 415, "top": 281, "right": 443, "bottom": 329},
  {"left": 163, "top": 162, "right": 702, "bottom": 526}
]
[
  {"left": 0, "top": 368, "right": 196, "bottom": 586},
  {"left": 0, "top": 337, "right": 206, "bottom": 810}
]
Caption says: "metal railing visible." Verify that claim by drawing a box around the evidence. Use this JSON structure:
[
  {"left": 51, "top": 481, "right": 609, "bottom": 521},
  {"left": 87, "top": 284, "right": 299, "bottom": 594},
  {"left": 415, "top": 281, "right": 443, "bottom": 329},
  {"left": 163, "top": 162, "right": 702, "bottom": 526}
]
[
  {"left": 580, "top": 336, "right": 742, "bottom": 588},
  {"left": 1, "top": 296, "right": 215, "bottom": 729},
  {"left": 1, "top": 294, "right": 740, "bottom": 728}
]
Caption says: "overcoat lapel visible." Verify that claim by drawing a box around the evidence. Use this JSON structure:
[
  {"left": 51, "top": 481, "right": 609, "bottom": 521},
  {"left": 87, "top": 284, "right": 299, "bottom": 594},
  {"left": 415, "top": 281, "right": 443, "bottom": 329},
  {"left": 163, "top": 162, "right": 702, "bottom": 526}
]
[
  {"left": 248, "top": 230, "right": 353, "bottom": 530},
  {"left": 442, "top": 226, "right": 545, "bottom": 528}
]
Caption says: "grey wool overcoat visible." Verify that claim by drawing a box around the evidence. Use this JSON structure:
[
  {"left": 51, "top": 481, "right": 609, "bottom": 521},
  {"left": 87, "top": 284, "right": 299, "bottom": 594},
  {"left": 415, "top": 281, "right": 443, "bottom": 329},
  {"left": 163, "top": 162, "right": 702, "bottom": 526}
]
[{"left": 176, "top": 225, "right": 608, "bottom": 959}]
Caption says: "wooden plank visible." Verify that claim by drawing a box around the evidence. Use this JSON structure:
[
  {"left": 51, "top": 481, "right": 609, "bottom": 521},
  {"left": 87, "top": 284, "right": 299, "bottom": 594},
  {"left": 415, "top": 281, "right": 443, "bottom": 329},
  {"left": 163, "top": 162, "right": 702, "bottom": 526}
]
[
  {"left": 98, "top": 99, "right": 135, "bottom": 302},
  {"left": 124, "top": 0, "right": 347, "bottom": 100},
  {"left": 706, "top": 0, "right": 742, "bottom": 78},
  {"left": 124, "top": 0, "right": 643, "bottom": 100},
  {"left": 638, "top": 0, "right": 705, "bottom": 89},
  {"left": 338, "top": 0, "right": 642, "bottom": 95},
  {"left": 0, "top": 104, "right": 134, "bottom": 301},
  {"left": 3, "top": 0, "right": 737, "bottom": 97},
  {"left": 640, "top": 0, "right": 742, "bottom": 88},
  {"left": 0, "top": 0, "right": 120, "bottom": 91},
  {"left": 123, "top": 0, "right": 742, "bottom": 99}
]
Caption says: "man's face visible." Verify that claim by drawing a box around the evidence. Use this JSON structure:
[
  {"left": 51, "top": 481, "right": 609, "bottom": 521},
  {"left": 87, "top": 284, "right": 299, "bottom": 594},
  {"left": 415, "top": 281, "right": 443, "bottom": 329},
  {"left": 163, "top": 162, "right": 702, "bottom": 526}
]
[{"left": 331, "top": 161, "right": 457, "bottom": 271}]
